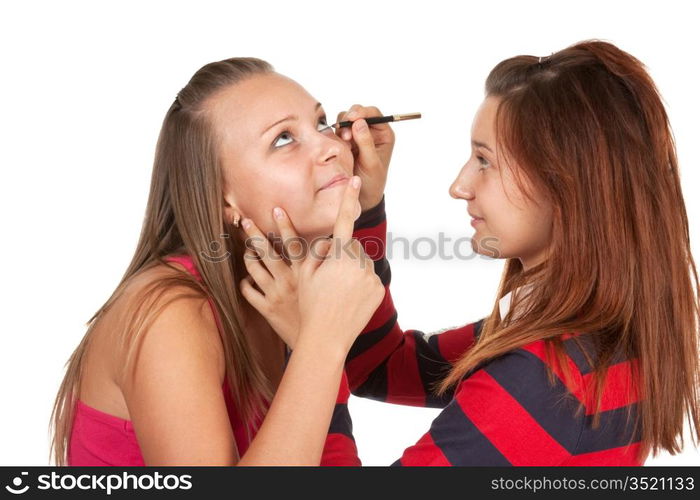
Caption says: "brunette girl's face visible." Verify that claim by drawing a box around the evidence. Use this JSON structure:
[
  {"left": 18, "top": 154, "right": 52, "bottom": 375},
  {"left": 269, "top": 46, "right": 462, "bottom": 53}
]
[
  {"left": 449, "top": 96, "right": 553, "bottom": 271},
  {"left": 207, "top": 72, "right": 354, "bottom": 240}
]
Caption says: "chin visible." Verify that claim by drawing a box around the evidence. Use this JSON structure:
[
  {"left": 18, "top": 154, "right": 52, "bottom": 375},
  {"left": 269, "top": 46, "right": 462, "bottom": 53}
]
[
  {"left": 472, "top": 235, "right": 502, "bottom": 259},
  {"left": 294, "top": 219, "right": 335, "bottom": 241},
  {"left": 292, "top": 201, "right": 343, "bottom": 240}
]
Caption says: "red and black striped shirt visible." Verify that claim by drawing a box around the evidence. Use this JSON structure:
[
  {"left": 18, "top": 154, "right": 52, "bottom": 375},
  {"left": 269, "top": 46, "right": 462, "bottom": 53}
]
[{"left": 348, "top": 197, "right": 645, "bottom": 466}]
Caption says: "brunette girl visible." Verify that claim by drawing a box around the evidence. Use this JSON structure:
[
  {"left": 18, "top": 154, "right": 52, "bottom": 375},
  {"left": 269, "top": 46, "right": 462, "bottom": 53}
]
[{"left": 246, "top": 40, "right": 700, "bottom": 465}]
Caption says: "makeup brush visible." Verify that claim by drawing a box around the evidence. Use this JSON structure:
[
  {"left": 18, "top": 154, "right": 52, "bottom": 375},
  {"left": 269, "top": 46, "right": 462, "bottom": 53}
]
[{"left": 332, "top": 112, "right": 421, "bottom": 128}]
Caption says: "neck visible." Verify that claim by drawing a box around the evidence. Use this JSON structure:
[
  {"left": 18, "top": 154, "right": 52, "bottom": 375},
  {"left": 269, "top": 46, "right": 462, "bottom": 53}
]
[{"left": 519, "top": 249, "right": 548, "bottom": 272}]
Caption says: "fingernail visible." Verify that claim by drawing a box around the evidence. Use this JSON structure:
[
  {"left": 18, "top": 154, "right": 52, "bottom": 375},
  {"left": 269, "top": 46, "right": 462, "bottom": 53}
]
[
  {"left": 355, "top": 119, "right": 367, "bottom": 131},
  {"left": 273, "top": 207, "right": 284, "bottom": 219},
  {"left": 241, "top": 218, "right": 251, "bottom": 230},
  {"left": 352, "top": 176, "right": 361, "bottom": 189},
  {"left": 342, "top": 130, "right": 351, "bottom": 140}
]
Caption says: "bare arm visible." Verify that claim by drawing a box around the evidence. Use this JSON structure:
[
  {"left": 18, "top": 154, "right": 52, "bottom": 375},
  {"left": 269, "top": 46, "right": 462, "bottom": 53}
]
[{"left": 120, "top": 291, "right": 237, "bottom": 465}]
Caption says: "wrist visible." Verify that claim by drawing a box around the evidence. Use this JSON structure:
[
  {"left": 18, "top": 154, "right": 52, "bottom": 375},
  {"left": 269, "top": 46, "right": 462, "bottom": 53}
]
[
  {"left": 294, "top": 327, "right": 350, "bottom": 363},
  {"left": 360, "top": 193, "right": 383, "bottom": 212},
  {"left": 354, "top": 195, "right": 386, "bottom": 229}
]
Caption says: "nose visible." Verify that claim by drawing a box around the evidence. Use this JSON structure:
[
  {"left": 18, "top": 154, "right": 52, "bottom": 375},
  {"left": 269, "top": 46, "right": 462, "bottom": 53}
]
[
  {"left": 315, "top": 131, "right": 341, "bottom": 166},
  {"left": 449, "top": 162, "right": 475, "bottom": 200}
]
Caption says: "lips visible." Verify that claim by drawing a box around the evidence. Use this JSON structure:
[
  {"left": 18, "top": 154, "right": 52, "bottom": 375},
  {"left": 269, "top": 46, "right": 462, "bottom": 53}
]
[{"left": 318, "top": 174, "right": 350, "bottom": 191}]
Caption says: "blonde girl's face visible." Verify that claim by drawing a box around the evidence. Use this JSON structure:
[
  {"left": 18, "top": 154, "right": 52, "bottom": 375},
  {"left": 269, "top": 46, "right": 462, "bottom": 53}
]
[
  {"left": 207, "top": 72, "right": 354, "bottom": 240},
  {"left": 449, "top": 96, "right": 553, "bottom": 270}
]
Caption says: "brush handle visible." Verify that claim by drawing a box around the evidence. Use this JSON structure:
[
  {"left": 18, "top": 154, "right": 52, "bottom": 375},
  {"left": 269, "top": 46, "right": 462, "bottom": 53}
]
[{"left": 334, "top": 113, "right": 421, "bottom": 128}]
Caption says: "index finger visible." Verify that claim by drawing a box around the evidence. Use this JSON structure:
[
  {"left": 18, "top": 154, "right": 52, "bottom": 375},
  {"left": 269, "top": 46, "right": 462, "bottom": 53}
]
[
  {"left": 240, "top": 217, "right": 287, "bottom": 276},
  {"left": 337, "top": 105, "right": 388, "bottom": 142},
  {"left": 272, "top": 206, "right": 305, "bottom": 265},
  {"left": 353, "top": 105, "right": 383, "bottom": 121},
  {"left": 332, "top": 175, "right": 362, "bottom": 242},
  {"left": 335, "top": 109, "right": 350, "bottom": 141}
]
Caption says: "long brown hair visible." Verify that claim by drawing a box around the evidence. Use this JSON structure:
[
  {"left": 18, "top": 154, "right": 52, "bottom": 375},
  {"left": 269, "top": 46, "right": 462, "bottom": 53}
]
[
  {"left": 440, "top": 40, "right": 700, "bottom": 459},
  {"left": 50, "top": 57, "right": 277, "bottom": 464}
]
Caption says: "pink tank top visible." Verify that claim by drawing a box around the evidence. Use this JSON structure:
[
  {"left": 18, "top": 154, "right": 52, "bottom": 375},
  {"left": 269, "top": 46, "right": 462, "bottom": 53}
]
[{"left": 68, "top": 254, "right": 265, "bottom": 465}]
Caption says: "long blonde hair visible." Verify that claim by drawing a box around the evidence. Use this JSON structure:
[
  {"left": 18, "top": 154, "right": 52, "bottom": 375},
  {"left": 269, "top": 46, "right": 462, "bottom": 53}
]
[
  {"left": 439, "top": 41, "right": 700, "bottom": 460},
  {"left": 50, "top": 57, "right": 277, "bottom": 464}
]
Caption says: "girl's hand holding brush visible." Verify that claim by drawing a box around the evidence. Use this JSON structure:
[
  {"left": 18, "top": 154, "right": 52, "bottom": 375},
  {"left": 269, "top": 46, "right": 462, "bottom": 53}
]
[{"left": 333, "top": 105, "right": 396, "bottom": 212}]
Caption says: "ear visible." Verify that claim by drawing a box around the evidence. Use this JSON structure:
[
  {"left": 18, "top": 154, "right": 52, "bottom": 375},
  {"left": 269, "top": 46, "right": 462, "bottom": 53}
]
[{"left": 222, "top": 191, "right": 242, "bottom": 226}]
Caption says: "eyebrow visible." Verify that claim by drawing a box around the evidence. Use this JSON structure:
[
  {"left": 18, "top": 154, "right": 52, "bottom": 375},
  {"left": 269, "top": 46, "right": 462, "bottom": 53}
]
[
  {"left": 261, "top": 102, "right": 323, "bottom": 136},
  {"left": 471, "top": 140, "right": 493, "bottom": 152}
]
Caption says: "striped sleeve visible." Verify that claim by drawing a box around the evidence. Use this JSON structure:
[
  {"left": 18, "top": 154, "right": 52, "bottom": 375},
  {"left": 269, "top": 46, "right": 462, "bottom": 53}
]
[
  {"left": 349, "top": 197, "right": 484, "bottom": 408},
  {"left": 320, "top": 371, "right": 361, "bottom": 466},
  {"left": 391, "top": 339, "right": 643, "bottom": 466}
]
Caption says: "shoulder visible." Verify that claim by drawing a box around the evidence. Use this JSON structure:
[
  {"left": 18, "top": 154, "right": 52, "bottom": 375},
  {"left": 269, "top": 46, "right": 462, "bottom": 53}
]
[
  {"left": 121, "top": 259, "right": 212, "bottom": 318},
  {"left": 458, "top": 338, "right": 588, "bottom": 424},
  {"left": 475, "top": 337, "right": 587, "bottom": 403},
  {"left": 120, "top": 260, "right": 217, "bottom": 332},
  {"left": 447, "top": 335, "right": 638, "bottom": 463},
  {"left": 449, "top": 340, "right": 585, "bottom": 457},
  {"left": 116, "top": 261, "right": 226, "bottom": 389},
  {"left": 479, "top": 340, "right": 578, "bottom": 390},
  {"left": 110, "top": 263, "right": 238, "bottom": 464}
]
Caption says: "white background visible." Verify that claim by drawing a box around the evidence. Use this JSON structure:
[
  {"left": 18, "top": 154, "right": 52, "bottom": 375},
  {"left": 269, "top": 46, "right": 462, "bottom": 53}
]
[{"left": 1, "top": 0, "right": 698, "bottom": 465}]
